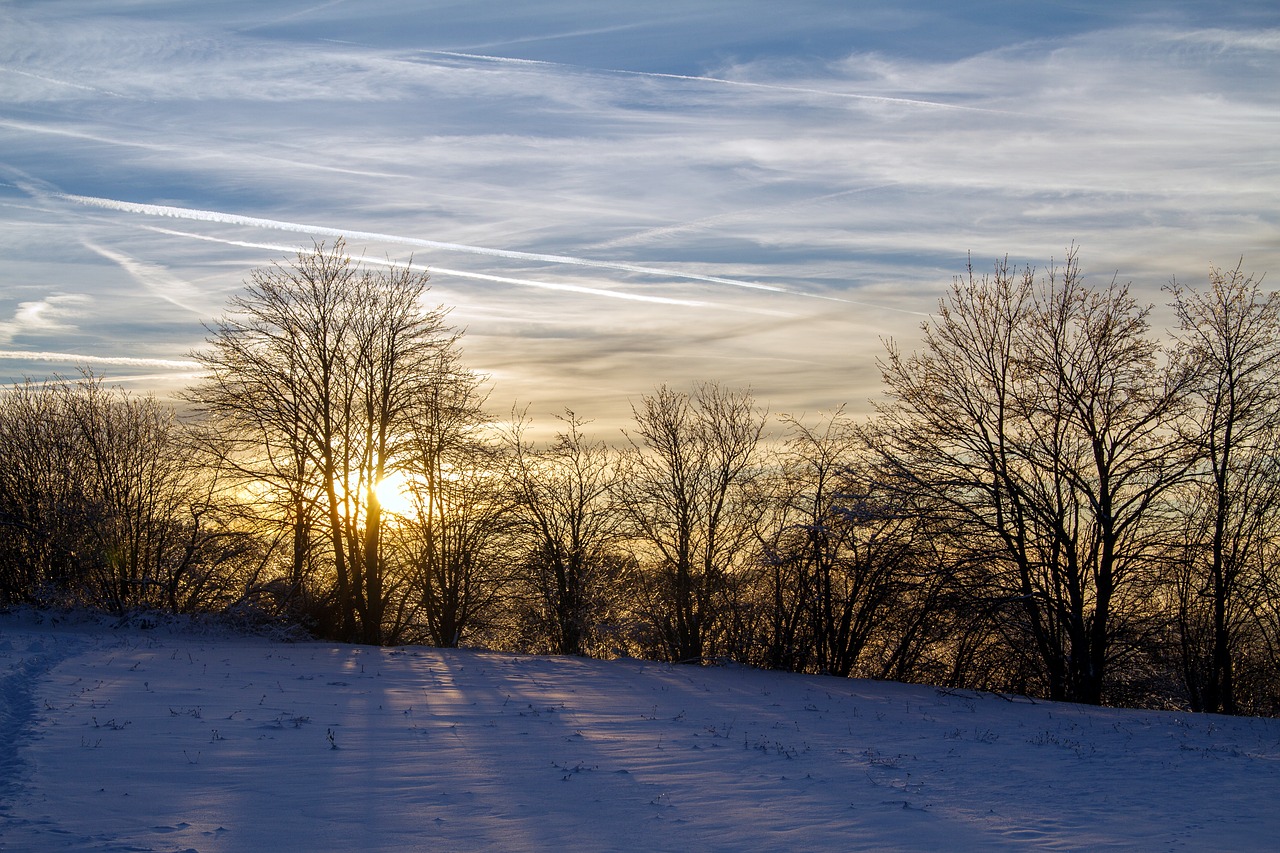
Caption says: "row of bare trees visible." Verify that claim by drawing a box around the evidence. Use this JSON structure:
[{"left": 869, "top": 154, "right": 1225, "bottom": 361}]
[
  {"left": 871, "top": 251, "right": 1280, "bottom": 712},
  {"left": 2, "top": 243, "right": 1277, "bottom": 714},
  {"left": 0, "top": 377, "right": 262, "bottom": 613}
]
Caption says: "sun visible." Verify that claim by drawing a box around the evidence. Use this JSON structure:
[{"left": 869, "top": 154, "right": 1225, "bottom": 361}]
[{"left": 373, "top": 469, "right": 417, "bottom": 519}]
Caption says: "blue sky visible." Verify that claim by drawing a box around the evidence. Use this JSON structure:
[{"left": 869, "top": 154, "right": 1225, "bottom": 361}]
[{"left": 2, "top": 1, "right": 1277, "bottom": 431}]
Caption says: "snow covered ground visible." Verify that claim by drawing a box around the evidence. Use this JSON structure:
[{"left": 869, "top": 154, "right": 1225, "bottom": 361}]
[{"left": 2, "top": 611, "right": 1277, "bottom": 852}]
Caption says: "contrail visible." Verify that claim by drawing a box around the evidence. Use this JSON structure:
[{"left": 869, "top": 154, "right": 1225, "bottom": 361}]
[
  {"left": 0, "top": 119, "right": 170, "bottom": 152},
  {"left": 418, "top": 50, "right": 1007, "bottom": 115},
  {"left": 0, "top": 66, "right": 125, "bottom": 98},
  {"left": 0, "top": 119, "right": 409, "bottom": 180},
  {"left": 0, "top": 350, "right": 202, "bottom": 369},
  {"left": 138, "top": 226, "right": 713, "bottom": 308},
  {"left": 587, "top": 184, "right": 900, "bottom": 252},
  {"left": 0, "top": 372, "right": 205, "bottom": 390},
  {"left": 236, "top": 0, "right": 348, "bottom": 31},
  {"left": 55, "top": 191, "right": 927, "bottom": 317},
  {"left": 428, "top": 266, "right": 707, "bottom": 306},
  {"left": 81, "top": 241, "right": 209, "bottom": 315},
  {"left": 58, "top": 190, "right": 800, "bottom": 297}
]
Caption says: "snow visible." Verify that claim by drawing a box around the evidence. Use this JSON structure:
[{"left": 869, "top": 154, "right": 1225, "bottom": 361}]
[{"left": 2, "top": 611, "right": 1277, "bottom": 852}]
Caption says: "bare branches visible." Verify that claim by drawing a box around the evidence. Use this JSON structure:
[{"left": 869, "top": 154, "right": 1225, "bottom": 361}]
[
  {"left": 617, "top": 383, "right": 768, "bottom": 663},
  {"left": 872, "top": 250, "right": 1187, "bottom": 704},
  {"left": 1168, "top": 263, "right": 1280, "bottom": 713},
  {"left": 189, "top": 240, "right": 457, "bottom": 644}
]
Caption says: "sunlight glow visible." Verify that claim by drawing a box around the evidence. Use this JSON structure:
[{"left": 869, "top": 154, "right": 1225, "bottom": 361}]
[{"left": 374, "top": 469, "right": 417, "bottom": 519}]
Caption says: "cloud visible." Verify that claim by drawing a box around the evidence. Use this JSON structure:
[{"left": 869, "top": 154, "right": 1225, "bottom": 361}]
[
  {"left": 0, "top": 294, "right": 93, "bottom": 344},
  {"left": 0, "top": 1, "right": 1276, "bottom": 422}
]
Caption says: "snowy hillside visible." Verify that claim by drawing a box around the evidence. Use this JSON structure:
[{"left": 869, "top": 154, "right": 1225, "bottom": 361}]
[{"left": 2, "top": 611, "right": 1277, "bottom": 852}]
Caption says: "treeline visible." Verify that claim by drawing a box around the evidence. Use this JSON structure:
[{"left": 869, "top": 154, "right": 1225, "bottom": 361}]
[{"left": 2, "top": 242, "right": 1278, "bottom": 716}]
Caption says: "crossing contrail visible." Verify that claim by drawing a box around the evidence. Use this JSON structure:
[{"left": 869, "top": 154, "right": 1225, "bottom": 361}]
[
  {"left": 417, "top": 50, "right": 1008, "bottom": 115},
  {"left": 57, "top": 191, "right": 927, "bottom": 315},
  {"left": 0, "top": 66, "right": 125, "bottom": 98},
  {"left": 138, "top": 226, "right": 715, "bottom": 308},
  {"left": 55, "top": 191, "right": 807, "bottom": 297}
]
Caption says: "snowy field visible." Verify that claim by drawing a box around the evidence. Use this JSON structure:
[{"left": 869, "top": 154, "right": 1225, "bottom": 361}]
[{"left": 2, "top": 611, "right": 1277, "bottom": 852}]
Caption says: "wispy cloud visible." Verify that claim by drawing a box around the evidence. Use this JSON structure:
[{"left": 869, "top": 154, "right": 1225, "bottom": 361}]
[
  {"left": 1, "top": 1, "right": 1276, "bottom": 422},
  {"left": 0, "top": 294, "right": 93, "bottom": 345}
]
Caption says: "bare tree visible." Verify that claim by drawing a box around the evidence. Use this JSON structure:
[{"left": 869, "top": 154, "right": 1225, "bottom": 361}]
[
  {"left": 1170, "top": 262, "right": 1280, "bottom": 714},
  {"left": 618, "top": 384, "right": 767, "bottom": 663},
  {"left": 191, "top": 240, "right": 457, "bottom": 644},
  {"left": 397, "top": 352, "right": 514, "bottom": 647},
  {"left": 70, "top": 377, "right": 196, "bottom": 611},
  {"left": 755, "top": 410, "right": 937, "bottom": 678},
  {"left": 506, "top": 410, "right": 624, "bottom": 656},
  {"left": 872, "top": 251, "right": 1191, "bottom": 704},
  {"left": 0, "top": 379, "right": 88, "bottom": 603},
  {"left": 0, "top": 376, "right": 258, "bottom": 614}
]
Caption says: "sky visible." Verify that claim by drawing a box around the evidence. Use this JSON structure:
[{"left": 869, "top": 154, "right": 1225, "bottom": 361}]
[{"left": 2, "top": 1, "right": 1278, "bottom": 434}]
